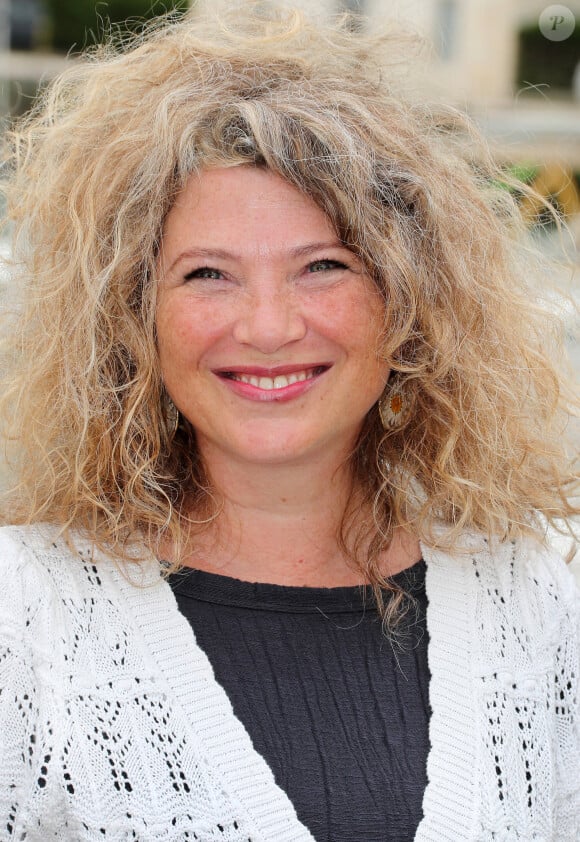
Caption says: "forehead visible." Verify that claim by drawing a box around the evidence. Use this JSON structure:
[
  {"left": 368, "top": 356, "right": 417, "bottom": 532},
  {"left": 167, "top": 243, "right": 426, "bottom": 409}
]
[
  {"left": 172, "top": 164, "right": 315, "bottom": 203},
  {"left": 162, "top": 166, "right": 338, "bottom": 251}
]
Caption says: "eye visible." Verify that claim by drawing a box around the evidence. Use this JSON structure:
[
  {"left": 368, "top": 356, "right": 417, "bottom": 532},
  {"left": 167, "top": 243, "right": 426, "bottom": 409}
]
[
  {"left": 307, "top": 259, "right": 348, "bottom": 273},
  {"left": 184, "top": 266, "right": 223, "bottom": 281}
]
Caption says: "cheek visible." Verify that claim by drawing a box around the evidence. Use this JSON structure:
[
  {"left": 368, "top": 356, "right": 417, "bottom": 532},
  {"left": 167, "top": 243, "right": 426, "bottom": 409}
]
[
  {"left": 338, "top": 293, "right": 389, "bottom": 389},
  {"left": 156, "top": 297, "right": 224, "bottom": 370},
  {"left": 315, "top": 288, "right": 384, "bottom": 356},
  {"left": 156, "top": 312, "right": 190, "bottom": 375}
]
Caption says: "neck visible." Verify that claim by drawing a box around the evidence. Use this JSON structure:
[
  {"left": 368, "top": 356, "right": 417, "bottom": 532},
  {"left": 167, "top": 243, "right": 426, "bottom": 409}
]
[{"left": 172, "top": 445, "right": 421, "bottom": 587}]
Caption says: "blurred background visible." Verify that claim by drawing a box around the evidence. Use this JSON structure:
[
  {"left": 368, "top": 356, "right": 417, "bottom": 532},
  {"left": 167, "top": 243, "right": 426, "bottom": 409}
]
[{"left": 0, "top": 0, "right": 579, "bottom": 562}]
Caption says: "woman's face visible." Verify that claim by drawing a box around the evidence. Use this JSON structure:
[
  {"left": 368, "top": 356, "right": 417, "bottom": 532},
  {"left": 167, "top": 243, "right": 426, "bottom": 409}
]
[{"left": 156, "top": 166, "right": 389, "bottom": 470}]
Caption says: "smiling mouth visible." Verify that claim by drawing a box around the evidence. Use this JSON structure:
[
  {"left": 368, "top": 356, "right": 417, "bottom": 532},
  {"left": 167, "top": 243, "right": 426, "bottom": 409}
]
[{"left": 219, "top": 366, "right": 329, "bottom": 391}]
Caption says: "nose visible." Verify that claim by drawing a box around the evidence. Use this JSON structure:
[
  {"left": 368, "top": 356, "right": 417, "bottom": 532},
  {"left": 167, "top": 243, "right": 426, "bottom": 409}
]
[{"left": 232, "top": 281, "right": 307, "bottom": 354}]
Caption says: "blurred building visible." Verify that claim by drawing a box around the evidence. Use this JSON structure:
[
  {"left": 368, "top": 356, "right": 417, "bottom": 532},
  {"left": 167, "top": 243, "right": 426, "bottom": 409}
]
[
  {"left": 365, "top": 0, "right": 580, "bottom": 106},
  {"left": 194, "top": 0, "right": 579, "bottom": 103},
  {"left": 3, "top": 0, "right": 45, "bottom": 50},
  {"left": 360, "top": 0, "right": 580, "bottom": 172}
]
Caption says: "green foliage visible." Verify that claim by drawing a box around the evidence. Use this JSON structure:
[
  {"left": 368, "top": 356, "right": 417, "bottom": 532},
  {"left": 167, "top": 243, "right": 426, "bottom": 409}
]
[
  {"left": 516, "top": 25, "right": 580, "bottom": 93},
  {"left": 45, "top": 0, "right": 190, "bottom": 53},
  {"left": 507, "top": 163, "right": 539, "bottom": 185},
  {"left": 491, "top": 163, "right": 539, "bottom": 194}
]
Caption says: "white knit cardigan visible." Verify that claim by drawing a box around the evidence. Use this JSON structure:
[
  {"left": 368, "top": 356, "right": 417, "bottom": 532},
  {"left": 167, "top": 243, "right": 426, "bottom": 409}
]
[{"left": 0, "top": 523, "right": 578, "bottom": 841}]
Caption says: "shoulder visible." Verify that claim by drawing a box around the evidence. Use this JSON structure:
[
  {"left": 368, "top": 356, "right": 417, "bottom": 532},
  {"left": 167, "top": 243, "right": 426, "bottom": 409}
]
[
  {"left": 477, "top": 532, "right": 578, "bottom": 615},
  {"left": 424, "top": 529, "right": 578, "bottom": 638},
  {"left": 0, "top": 523, "right": 139, "bottom": 630},
  {"left": 0, "top": 523, "right": 75, "bottom": 609},
  {"left": 424, "top": 527, "right": 577, "bottom": 587},
  {"left": 0, "top": 523, "right": 167, "bottom": 684},
  {"left": 0, "top": 521, "right": 98, "bottom": 580}
]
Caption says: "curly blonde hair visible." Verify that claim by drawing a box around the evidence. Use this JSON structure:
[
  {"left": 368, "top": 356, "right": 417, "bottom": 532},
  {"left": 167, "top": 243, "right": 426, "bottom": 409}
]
[{"left": 1, "top": 6, "right": 578, "bottom": 596}]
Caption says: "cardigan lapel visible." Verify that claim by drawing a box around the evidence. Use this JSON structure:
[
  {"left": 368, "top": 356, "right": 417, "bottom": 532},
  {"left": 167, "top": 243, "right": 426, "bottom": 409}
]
[
  {"left": 112, "top": 558, "right": 316, "bottom": 842},
  {"left": 415, "top": 542, "right": 479, "bottom": 841}
]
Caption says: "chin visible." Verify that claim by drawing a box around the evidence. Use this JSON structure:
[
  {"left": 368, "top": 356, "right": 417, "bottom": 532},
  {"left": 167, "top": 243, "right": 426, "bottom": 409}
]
[{"left": 219, "top": 427, "right": 320, "bottom": 465}]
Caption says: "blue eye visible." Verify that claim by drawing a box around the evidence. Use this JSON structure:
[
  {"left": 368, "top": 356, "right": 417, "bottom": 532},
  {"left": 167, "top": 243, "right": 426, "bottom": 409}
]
[
  {"left": 184, "top": 267, "right": 223, "bottom": 281},
  {"left": 308, "top": 259, "right": 347, "bottom": 273}
]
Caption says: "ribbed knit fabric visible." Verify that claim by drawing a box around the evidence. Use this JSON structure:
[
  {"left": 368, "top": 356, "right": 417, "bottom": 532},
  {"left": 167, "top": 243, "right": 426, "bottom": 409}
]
[{"left": 0, "top": 524, "right": 578, "bottom": 841}]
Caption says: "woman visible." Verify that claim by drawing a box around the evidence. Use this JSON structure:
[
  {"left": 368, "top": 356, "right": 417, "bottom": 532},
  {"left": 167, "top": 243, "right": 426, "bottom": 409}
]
[{"left": 0, "top": 7, "right": 578, "bottom": 841}]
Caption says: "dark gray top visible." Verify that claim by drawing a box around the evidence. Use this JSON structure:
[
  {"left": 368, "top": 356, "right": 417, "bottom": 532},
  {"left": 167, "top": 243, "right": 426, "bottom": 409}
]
[{"left": 168, "top": 560, "right": 430, "bottom": 842}]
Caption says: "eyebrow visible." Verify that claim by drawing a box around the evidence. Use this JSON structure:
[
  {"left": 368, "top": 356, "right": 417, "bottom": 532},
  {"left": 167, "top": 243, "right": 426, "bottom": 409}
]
[{"left": 166, "top": 240, "right": 348, "bottom": 273}]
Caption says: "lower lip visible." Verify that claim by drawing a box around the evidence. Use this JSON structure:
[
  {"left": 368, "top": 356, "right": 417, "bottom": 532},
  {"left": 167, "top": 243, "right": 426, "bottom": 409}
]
[{"left": 216, "top": 370, "right": 328, "bottom": 402}]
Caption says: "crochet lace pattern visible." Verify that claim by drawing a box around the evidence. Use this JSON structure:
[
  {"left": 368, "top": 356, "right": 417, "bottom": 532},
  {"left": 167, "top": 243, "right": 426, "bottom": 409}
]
[{"left": 0, "top": 524, "right": 578, "bottom": 841}]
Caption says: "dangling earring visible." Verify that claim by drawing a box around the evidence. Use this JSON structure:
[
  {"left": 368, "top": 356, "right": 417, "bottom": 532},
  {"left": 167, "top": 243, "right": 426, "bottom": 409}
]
[
  {"left": 379, "top": 374, "right": 410, "bottom": 430},
  {"left": 164, "top": 395, "right": 180, "bottom": 441}
]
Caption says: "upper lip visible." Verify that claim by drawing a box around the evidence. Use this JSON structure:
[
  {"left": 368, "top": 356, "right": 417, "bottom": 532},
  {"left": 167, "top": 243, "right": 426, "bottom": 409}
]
[{"left": 213, "top": 363, "right": 331, "bottom": 377}]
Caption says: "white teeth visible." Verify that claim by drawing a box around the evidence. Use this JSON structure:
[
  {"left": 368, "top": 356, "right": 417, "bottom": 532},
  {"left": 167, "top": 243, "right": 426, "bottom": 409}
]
[{"left": 229, "top": 369, "right": 318, "bottom": 389}]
